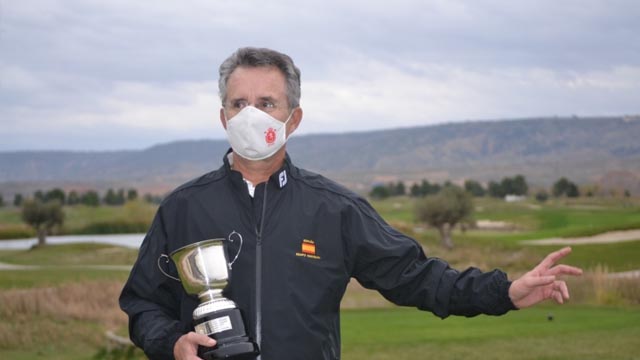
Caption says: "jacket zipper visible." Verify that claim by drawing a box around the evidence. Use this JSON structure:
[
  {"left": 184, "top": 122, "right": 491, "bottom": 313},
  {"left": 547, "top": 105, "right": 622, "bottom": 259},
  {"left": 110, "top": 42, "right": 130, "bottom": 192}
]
[{"left": 255, "top": 184, "right": 268, "bottom": 359}]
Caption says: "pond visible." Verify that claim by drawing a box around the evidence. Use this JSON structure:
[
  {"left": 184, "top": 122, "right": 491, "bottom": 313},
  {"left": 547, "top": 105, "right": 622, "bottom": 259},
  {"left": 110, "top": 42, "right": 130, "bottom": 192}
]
[{"left": 0, "top": 233, "right": 145, "bottom": 250}]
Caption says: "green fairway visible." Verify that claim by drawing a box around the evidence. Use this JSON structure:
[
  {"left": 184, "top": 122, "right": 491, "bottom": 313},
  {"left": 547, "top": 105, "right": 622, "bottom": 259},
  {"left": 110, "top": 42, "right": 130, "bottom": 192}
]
[
  {"left": 0, "top": 200, "right": 156, "bottom": 239},
  {"left": 341, "top": 306, "right": 640, "bottom": 360},
  {"left": 0, "top": 242, "right": 138, "bottom": 266},
  {"left": 371, "top": 196, "right": 640, "bottom": 241}
]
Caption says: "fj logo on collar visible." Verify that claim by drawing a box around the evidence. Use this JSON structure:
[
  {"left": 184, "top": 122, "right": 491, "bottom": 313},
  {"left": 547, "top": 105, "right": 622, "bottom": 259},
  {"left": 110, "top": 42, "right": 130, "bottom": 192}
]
[
  {"left": 296, "top": 239, "right": 320, "bottom": 260},
  {"left": 278, "top": 170, "right": 287, "bottom": 188}
]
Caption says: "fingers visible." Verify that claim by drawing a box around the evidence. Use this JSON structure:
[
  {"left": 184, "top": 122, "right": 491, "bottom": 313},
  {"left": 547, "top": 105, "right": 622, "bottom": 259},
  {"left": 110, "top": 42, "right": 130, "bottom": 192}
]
[
  {"left": 537, "top": 247, "right": 572, "bottom": 271},
  {"left": 551, "top": 280, "right": 570, "bottom": 304},
  {"left": 546, "top": 264, "right": 583, "bottom": 277},
  {"left": 552, "top": 289, "right": 564, "bottom": 304},
  {"left": 187, "top": 332, "right": 216, "bottom": 347},
  {"left": 174, "top": 332, "right": 216, "bottom": 360},
  {"left": 525, "top": 274, "right": 556, "bottom": 288},
  {"left": 557, "top": 280, "right": 570, "bottom": 300}
]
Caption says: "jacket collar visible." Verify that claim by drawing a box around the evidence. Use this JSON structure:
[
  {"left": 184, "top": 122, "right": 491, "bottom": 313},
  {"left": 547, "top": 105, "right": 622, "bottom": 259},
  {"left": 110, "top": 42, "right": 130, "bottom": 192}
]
[{"left": 223, "top": 148, "right": 293, "bottom": 192}]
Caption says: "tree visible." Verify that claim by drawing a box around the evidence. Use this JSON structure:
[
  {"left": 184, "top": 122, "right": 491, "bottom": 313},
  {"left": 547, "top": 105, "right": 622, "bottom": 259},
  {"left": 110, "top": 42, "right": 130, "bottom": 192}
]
[
  {"left": 409, "top": 183, "right": 422, "bottom": 197},
  {"left": 45, "top": 188, "right": 66, "bottom": 203},
  {"left": 34, "top": 190, "right": 45, "bottom": 202},
  {"left": 499, "top": 175, "right": 528, "bottom": 196},
  {"left": 13, "top": 193, "right": 24, "bottom": 207},
  {"left": 415, "top": 185, "right": 474, "bottom": 249},
  {"left": 81, "top": 190, "right": 100, "bottom": 207},
  {"left": 116, "top": 188, "right": 126, "bottom": 204},
  {"left": 511, "top": 175, "right": 529, "bottom": 196},
  {"left": 427, "top": 182, "right": 441, "bottom": 196},
  {"left": 143, "top": 193, "right": 163, "bottom": 204},
  {"left": 67, "top": 191, "right": 80, "bottom": 205},
  {"left": 464, "top": 180, "right": 485, "bottom": 197},
  {"left": 488, "top": 175, "right": 529, "bottom": 198},
  {"left": 393, "top": 182, "right": 406, "bottom": 196},
  {"left": 553, "top": 177, "right": 580, "bottom": 198},
  {"left": 0, "top": 194, "right": 4, "bottom": 207},
  {"left": 488, "top": 181, "right": 505, "bottom": 198},
  {"left": 535, "top": 190, "right": 549, "bottom": 202},
  {"left": 104, "top": 188, "right": 126, "bottom": 205},
  {"left": 21, "top": 199, "right": 65, "bottom": 247},
  {"left": 369, "top": 185, "right": 391, "bottom": 199},
  {"left": 566, "top": 183, "right": 580, "bottom": 198},
  {"left": 127, "top": 188, "right": 139, "bottom": 201}
]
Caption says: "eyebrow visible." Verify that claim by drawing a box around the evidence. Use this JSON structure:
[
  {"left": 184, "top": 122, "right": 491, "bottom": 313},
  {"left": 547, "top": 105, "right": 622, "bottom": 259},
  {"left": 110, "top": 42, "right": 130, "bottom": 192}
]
[
  {"left": 257, "top": 96, "right": 278, "bottom": 103},
  {"left": 228, "top": 96, "right": 279, "bottom": 104}
]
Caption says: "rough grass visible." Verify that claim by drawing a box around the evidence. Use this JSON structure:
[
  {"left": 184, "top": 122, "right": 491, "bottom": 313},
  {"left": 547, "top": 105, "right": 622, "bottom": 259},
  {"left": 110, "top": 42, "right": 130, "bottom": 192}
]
[{"left": 0, "top": 281, "right": 131, "bottom": 358}]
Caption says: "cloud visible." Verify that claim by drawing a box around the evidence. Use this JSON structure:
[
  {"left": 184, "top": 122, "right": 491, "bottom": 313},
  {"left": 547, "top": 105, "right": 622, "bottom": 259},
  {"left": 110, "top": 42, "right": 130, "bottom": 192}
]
[
  {"left": 299, "top": 57, "right": 640, "bottom": 135},
  {"left": 0, "top": 0, "right": 639, "bottom": 150}
]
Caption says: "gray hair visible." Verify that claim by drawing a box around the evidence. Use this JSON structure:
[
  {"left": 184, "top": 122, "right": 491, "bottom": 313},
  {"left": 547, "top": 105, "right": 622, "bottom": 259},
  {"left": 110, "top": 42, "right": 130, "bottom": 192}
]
[{"left": 218, "top": 47, "right": 301, "bottom": 110}]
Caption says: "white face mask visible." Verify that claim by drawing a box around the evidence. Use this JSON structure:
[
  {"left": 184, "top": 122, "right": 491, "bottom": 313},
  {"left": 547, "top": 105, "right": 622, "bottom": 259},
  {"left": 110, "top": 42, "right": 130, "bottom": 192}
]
[{"left": 224, "top": 106, "right": 293, "bottom": 161}]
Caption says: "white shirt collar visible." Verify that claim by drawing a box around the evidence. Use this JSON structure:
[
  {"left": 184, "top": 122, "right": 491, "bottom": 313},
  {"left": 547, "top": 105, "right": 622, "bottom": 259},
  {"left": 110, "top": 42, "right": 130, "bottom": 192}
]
[{"left": 227, "top": 152, "right": 255, "bottom": 198}]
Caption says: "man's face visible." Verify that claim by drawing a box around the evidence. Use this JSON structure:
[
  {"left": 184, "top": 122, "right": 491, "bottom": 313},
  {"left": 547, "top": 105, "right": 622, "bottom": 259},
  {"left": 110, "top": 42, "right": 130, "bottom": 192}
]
[
  {"left": 220, "top": 65, "right": 302, "bottom": 140},
  {"left": 223, "top": 65, "right": 290, "bottom": 122}
]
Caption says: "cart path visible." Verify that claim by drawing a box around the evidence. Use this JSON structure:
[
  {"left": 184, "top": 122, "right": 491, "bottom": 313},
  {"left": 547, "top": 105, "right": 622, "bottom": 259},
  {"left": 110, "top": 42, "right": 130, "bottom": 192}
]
[{"left": 520, "top": 229, "right": 640, "bottom": 245}]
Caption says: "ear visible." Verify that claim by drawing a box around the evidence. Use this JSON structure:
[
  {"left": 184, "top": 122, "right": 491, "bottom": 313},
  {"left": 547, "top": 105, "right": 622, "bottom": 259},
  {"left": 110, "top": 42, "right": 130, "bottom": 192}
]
[
  {"left": 286, "top": 107, "right": 303, "bottom": 136},
  {"left": 219, "top": 108, "right": 227, "bottom": 130}
]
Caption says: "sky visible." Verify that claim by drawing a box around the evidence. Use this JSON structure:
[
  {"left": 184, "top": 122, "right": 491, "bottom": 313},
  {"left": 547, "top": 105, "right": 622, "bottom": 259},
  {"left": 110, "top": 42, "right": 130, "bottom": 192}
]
[{"left": 1, "top": 0, "right": 639, "bottom": 151}]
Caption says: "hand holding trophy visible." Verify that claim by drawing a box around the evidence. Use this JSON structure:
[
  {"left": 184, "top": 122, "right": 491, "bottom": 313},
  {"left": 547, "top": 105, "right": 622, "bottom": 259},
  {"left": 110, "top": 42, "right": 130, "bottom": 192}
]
[{"left": 159, "top": 231, "right": 259, "bottom": 359}]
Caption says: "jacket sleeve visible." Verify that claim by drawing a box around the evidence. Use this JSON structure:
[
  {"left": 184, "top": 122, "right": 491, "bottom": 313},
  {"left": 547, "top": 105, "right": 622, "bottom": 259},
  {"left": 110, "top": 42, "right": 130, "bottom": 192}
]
[
  {"left": 344, "top": 197, "right": 516, "bottom": 318},
  {"left": 119, "top": 207, "right": 188, "bottom": 359}
]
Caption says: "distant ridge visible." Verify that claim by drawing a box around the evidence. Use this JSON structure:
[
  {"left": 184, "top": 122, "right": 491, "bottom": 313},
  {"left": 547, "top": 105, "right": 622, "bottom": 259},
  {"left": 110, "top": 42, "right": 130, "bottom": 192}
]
[{"left": 1, "top": 116, "right": 639, "bottom": 195}]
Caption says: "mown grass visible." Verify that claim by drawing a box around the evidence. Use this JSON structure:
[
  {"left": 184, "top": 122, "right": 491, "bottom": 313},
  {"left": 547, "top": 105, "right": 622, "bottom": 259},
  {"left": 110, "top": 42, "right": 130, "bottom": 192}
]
[
  {"left": 0, "top": 200, "right": 156, "bottom": 239},
  {"left": 62, "top": 201, "right": 155, "bottom": 234},
  {"left": 371, "top": 196, "right": 640, "bottom": 273},
  {"left": 373, "top": 196, "right": 640, "bottom": 241},
  {"left": 0, "top": 242, "right": 138, "bottom": 266},
  {"left": 0, "top": 268, "right": 130, "bottom": 289},
  {"left": 525, "top": 241, "right": 640, "bottom": 273},
  {"left": 341, "top": 306, "right": 640, "bottom": 360},
  {"left": 0, "top": 243, "right": 135, "bottom": 289}
]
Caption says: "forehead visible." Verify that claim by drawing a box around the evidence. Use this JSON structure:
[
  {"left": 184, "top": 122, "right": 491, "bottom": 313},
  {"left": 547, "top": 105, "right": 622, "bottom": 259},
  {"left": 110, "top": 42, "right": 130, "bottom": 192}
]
[{"left": 226, "top": 65, "right": 287, "bottom": 100}]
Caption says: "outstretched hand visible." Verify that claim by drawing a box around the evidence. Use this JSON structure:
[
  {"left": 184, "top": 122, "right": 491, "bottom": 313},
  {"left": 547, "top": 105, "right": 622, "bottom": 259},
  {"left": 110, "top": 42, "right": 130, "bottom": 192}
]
[{"left": 509, "top": 247, "right": 583, "bottom": 309}]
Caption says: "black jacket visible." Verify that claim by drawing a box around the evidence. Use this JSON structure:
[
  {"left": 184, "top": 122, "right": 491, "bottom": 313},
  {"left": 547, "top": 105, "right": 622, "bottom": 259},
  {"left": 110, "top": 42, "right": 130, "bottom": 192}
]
[{"left": 119, "top": 151, "right": 515, "bottom": 360}]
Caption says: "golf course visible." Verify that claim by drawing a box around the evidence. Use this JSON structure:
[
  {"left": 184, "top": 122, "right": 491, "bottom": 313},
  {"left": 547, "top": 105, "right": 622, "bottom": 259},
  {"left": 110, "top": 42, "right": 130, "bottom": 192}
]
[{"left": 0, "top": 196, "right": 638, "bottom": 359}]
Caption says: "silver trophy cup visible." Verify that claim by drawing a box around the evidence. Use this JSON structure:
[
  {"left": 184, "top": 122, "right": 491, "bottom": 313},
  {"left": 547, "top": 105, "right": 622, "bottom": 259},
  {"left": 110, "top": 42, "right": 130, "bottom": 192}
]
[{"left": 158, "top": 231, "right": 259, "bottom": 359}]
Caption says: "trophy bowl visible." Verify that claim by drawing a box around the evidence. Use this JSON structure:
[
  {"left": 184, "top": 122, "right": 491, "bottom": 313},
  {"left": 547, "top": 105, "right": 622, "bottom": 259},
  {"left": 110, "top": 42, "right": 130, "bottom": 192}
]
[
  {"left": 160, "top": 236, "right": 259, "bottom": 359},
  {"left": 171, "top": 238, "right": 230, "bottom": 299}
]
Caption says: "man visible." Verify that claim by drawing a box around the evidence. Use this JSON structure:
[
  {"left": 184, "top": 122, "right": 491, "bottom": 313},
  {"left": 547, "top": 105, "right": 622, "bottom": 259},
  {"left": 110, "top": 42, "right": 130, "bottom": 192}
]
[{"left": 120, "top": 47, "right": 582, "bottom": 360}]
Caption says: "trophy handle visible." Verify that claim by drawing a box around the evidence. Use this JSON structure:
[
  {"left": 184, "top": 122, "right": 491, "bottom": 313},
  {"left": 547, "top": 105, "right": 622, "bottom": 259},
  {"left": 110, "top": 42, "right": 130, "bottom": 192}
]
[
  {"left": 227, "top": 230, "right": 243, "bottom": 270},
  {"left": 157, "top": 254, "right": 181, "bottom": 281}
]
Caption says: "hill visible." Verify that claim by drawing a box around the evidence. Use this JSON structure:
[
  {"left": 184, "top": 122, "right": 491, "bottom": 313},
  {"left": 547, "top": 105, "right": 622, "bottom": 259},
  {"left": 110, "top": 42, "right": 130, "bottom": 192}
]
[{"left": 1, "top": 116, "right": 640, "bottom": 196}]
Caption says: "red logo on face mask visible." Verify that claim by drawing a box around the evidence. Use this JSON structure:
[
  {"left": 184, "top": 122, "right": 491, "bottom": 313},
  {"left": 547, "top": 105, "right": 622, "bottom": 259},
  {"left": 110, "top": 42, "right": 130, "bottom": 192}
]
[{"left": 265, "top": 128, "right": 276, "bottom": 145}]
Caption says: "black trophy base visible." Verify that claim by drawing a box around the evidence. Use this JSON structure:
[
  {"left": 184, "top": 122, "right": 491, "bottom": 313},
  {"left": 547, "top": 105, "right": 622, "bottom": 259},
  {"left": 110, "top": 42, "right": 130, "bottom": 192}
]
[
  {"left": 200, "top": 337, "right": 259, "bottom": 360},
  {"left": 195, "top": 307, "right": 259, "bottom": 359}
]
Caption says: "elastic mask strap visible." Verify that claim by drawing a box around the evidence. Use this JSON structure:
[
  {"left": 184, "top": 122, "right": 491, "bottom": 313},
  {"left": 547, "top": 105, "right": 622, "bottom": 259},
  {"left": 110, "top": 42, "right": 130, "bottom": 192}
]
[{"left": 282, "top": 109, "right": 295, "bottom": 140}]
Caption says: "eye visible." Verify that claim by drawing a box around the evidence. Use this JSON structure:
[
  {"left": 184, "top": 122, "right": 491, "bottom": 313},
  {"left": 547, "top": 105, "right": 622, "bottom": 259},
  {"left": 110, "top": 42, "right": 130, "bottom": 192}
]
[
  {"left": 259, "top": 101, "right": 275, "bottom": 110},
  {"left": 231, "top": 100, "right": 249, "bottom": 109}
]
